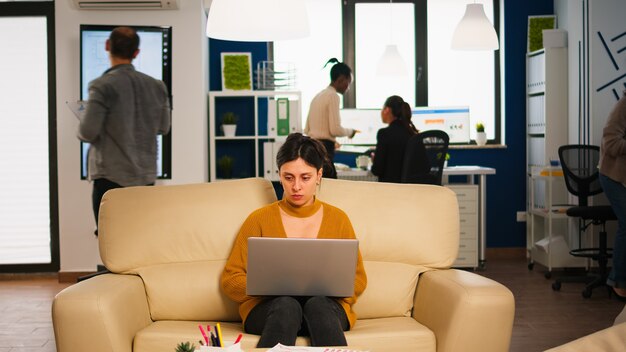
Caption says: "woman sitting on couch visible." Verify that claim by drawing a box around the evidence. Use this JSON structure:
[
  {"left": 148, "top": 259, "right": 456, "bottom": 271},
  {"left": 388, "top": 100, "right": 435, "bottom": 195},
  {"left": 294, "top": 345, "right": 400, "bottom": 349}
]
[{"left": 221, "top": 133, "right": 367, "bottom": 348}]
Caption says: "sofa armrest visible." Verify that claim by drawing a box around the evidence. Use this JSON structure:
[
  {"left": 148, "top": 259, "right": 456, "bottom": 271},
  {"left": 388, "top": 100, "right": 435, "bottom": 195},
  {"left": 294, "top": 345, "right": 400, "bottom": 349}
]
[
  {"left": 544, "top": 322, "right": 626, "bottom": 351},
  {"left": 412, "top": 269, "right": 515, "bottom": 352},
  {"left": 52, "top": 274, "right": 152, "bottom": 352}
]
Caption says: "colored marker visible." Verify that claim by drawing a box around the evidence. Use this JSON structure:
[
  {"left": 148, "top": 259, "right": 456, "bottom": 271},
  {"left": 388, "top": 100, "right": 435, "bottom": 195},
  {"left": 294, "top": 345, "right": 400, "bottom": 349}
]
[
  {"left": 216, "top": 323, "right": 224, "bottom": 348},
  {"left": 198, "top": 324, "right": 209, "bottom": 346},
  {"left": 234, "top": 333, "right": 243, "bottom": 344}
]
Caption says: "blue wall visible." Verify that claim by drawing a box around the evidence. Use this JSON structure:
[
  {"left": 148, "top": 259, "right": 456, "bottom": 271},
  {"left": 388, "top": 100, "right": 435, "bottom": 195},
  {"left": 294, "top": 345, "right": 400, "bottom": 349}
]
[{"left": 208, "top": 1, "right": 555, "bottom": 248}]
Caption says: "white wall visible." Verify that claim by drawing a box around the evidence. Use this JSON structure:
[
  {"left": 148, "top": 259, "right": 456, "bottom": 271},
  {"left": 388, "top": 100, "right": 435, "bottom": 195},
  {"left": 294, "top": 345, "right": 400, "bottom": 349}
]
[
  {"left": 55, "top": 1, "right": 209, "bottom": 272},
  {"left": 556, "top": 0, "right": 626, "bottom": 145}
]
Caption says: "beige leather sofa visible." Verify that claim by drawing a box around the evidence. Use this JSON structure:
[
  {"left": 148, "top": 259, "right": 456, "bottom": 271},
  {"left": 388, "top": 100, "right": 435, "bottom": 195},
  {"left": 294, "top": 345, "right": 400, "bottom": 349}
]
[
  {"left": 544, "top": 305, "right": 626, "bottom": 351},
  {"left": 53, "top": 178, "right": 515, "bottom": 352}
]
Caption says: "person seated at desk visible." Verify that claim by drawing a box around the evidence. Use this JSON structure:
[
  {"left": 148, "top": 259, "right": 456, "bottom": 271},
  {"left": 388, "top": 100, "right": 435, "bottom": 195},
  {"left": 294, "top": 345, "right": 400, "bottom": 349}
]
[
  {"left": 371, "top": 95, "right": 425, "bottom": 183},
  {"left": 221, "top": 133, "right": 367, "bottom": 348}
]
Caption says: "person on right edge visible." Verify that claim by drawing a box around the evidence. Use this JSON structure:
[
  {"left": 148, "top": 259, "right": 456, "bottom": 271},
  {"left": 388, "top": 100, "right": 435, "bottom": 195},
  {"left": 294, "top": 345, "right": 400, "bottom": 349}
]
[
  {"left": 304, "top": 58, "right": 358, "bottom": 178},
  {"left": 599, "top": 90, "right": 626, "bottom": 298},
  {"left": 370, "top": 95, "right": 425, "bottom": 183}
]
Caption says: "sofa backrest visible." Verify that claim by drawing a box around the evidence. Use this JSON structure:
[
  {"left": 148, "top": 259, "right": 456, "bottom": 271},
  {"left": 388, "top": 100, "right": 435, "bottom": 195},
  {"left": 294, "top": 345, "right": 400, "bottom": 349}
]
[
  {"left": 98, "top": 178, "right": 277, "bottom": 321},
  {"left": 317, "top": 178, "right": 460, "bottom": 319},
  {"left": 97, "top": 177, "right": 460, "bottom": 323}
]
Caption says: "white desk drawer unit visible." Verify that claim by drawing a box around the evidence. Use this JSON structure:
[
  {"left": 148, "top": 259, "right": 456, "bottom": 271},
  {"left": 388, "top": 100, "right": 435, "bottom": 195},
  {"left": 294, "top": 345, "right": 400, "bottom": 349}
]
[{"left": 447, "top": 185, "right": 479, "bottom": 268}]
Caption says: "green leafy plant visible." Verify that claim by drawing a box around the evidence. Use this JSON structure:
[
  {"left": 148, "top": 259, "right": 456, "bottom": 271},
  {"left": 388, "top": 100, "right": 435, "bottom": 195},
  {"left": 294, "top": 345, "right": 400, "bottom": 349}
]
[
  {"left": 222, "top": 54, "right": 252, "bottom": 90},
  {"left": 175, "top": 341, "right": 196, "bottom": 352},
  {"left": 528, "top": 16, "right": 556, "bottom": 52},
  {"left": 221, "top": 112, "right": 238, "bottom": 125},
  {"left": 476, "top": 122, "right": 485, "bottom": 133},
  {"left": 218, "top": 155, "right": 235, "bottom": 179}
]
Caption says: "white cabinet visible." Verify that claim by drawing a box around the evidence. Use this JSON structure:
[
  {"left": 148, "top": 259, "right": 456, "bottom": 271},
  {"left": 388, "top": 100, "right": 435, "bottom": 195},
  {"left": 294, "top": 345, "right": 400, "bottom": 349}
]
[
  {"left": 448, "top": 185, "right": 478, "bottom": 268},
  {"left": 208, "top": 90, "right": 301, "bottom": 181},
  {"left": 526, "top": 47, "right": 568, "bottom": 173},
  {"left": 525, "top": 46, "right": 579, "bottom": 271}
]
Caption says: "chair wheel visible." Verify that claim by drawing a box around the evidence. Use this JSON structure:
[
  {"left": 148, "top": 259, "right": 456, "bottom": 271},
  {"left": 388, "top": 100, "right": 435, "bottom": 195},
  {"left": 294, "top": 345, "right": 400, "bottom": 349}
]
[
  {"left": 528, "top": 263, "right": 534, "bottom": 271},
  {"left": 582, "top": 288, "right": 592, "bottom": 298},
  {"left": 544, "top": 272, "right": 552, "bottom": 279},
  {"left": 552, "top": 281, "right": 561, "bottom": 291}
]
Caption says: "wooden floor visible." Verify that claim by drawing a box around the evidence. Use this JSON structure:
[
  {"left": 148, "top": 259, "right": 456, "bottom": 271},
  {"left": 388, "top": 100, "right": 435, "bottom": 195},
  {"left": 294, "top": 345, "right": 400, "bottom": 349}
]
[{"left": 0, "top": 257, "right": 624, "bottom": 352}]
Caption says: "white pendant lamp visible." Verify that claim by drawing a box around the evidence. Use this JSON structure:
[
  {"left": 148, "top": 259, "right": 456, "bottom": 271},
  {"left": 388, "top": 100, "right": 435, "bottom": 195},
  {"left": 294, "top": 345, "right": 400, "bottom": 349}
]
[
  {"left": 206, "top": 0, "right": 310, "bottom": 42},
  {"left": 376, "top": 0, "right": 407, "bottom": 76},
  {"left": 451, "top": 3, "right": 499, "bottom": 51},
  {"left": 376, "top": 44, "right": 408, "bottom": 76}
]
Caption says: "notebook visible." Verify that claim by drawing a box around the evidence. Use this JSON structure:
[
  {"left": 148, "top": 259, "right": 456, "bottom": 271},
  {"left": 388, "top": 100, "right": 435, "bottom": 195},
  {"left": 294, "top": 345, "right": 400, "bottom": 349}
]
[{"left": 246, "top": 237, "right": 358, "bottom": 297}]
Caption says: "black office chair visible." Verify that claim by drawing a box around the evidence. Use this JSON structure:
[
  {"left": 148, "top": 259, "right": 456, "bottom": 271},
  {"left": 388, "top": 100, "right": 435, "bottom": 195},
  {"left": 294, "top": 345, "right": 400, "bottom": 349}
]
[
  {"left": 551, "top": 145, "right": 618, "bottom": 298},
  {"left": 401, "top": 130, "right": 449, "bottom": 186}
]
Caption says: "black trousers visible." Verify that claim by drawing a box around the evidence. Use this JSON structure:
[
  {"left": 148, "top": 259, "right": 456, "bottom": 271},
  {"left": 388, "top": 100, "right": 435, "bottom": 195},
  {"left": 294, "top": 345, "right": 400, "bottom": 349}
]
[
  {"left": 244, "top": 296, "right": 349, "bottom": 348},
  {"left": 319, "top": 139, "right": 338, "bottom": 179},
  {"left": 92, "top": 178, "right": 123, "bottom": 230},
  {"left": 92, "top": 178, "right": 153, "bottom": 236}
]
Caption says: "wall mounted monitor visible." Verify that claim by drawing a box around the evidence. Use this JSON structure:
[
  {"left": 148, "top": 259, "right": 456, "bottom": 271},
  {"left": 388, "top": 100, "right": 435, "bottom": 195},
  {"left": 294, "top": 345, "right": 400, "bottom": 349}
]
[
  {"left": 412, "top": 106, "right": 470, "bottom": 144},
  {"left": 79, "top": 24, "right": 172, "bottom": 179}
]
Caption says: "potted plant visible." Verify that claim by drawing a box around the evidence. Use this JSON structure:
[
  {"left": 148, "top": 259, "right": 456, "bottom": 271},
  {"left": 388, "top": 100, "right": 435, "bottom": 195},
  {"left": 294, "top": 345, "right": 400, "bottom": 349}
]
[
  {"left": 475, "top": 122, "right": 487, "bottom": 146},
  {"left": 175, "top": 342, "right": 196, "bottom": 352},
  {"left": 221, "top": 112, "right": 238, "bottom": 137},
  {"left": 217, "top": 155, "right": 235, "bottom": 179}
]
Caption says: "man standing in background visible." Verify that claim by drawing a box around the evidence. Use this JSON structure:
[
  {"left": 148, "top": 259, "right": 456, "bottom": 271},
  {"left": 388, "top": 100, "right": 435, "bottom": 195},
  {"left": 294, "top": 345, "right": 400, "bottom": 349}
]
[{"left": 78, "top": 26, "right": 171, "bottom": 236}]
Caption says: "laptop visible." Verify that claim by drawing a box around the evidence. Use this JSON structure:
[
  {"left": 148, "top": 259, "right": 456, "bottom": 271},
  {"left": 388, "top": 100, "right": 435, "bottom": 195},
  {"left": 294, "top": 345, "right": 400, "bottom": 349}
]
[{"left": 246, "top": 237, "right": 358, "bottom": 297}]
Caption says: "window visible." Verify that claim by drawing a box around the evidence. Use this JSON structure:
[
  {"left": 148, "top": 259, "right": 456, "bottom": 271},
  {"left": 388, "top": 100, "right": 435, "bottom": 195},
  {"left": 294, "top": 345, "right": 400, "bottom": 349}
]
[
  {"left": 0, "top": 2, "right": 58, "bottom": 272},
  {"left": 427, "top": 0, "right": 498, "bottom": 141},
  {"left": 272, "top": 0, "right": 343, "bottom": 125},
  {"left": 354, "top": 2, "right": 416, "bottom": 108},
  {"left": 274, "top": 0, "right": 500, "bottom": 144}
]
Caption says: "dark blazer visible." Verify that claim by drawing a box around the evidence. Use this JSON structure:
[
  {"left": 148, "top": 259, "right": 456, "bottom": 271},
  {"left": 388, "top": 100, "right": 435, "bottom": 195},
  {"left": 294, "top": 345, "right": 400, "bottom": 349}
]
[{"left": 371, "top": 119, "right": 415, "bottom": 183}]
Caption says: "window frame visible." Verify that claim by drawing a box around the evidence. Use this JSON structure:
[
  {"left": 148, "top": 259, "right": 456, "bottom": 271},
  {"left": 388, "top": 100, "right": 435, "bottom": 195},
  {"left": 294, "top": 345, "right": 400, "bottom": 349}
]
[{"left": 0, "top": 1, "right": 59, "bottom": 273}]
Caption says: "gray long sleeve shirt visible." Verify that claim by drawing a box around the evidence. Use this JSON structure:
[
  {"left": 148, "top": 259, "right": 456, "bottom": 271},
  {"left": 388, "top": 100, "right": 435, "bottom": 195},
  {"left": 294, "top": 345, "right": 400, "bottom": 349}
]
[{"left": 78, "top": 64, "right": 171, "bottom": 186}]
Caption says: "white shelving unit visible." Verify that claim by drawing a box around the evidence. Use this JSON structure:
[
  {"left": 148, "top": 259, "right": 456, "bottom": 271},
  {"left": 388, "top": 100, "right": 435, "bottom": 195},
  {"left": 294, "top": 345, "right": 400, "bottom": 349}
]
[
  {"left": 527, "top": 169, "right": 584, "bottom": 272},
  {"left": 208, "top": 90, "right": 301, "bottom": 181},
  {"left": 525, "top": 44, "right": 583, "bottom": 272}
]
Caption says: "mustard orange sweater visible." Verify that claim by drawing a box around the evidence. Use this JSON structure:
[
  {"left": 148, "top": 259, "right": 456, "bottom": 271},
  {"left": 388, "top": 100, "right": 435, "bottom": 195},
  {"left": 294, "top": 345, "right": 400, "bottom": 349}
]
[{"left": 220, "top": 198, "right": 367, "bottom": 328}]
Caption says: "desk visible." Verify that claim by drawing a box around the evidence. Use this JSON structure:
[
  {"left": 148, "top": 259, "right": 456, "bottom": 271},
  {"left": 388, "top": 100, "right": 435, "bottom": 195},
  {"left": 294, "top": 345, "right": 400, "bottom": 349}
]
[{"left": 337, "top": 165, "right": 496, "bottom": 269}]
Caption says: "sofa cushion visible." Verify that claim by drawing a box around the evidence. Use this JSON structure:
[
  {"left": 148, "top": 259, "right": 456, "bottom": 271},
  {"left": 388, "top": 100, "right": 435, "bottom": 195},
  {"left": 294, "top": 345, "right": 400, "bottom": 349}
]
[
  {"left": 133, "top": 318, "right": 436, "bottom": 352},
  {"left": 354, "top": 261, "right": 427, "bottom": 319},
  {"left": 317, "top": 179, "right": 460, "bottom": 269},
  {"left": 98, "top": 178, "right": 277, "bottom": 273},
  {"left": 137, "top": 260, "right": 427, "bottom": 322},
  {"left": 135, "top": 261, "right": 240, "bottom": 322}
]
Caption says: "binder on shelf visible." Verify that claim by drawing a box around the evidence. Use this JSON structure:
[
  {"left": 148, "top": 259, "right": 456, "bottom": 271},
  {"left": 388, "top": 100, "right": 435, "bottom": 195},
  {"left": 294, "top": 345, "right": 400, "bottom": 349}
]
[
  {"left": 276, "top": 98, "right": 290, "bottom": 136},
  {"left": 263, "top": 142, "right": 274, "bottom": 180},
  {"left": 263, "top": 141, "right": 284, "bottom": 181},
  {"left": 268, "top": 97, "right": 301, "bottom": 137}
]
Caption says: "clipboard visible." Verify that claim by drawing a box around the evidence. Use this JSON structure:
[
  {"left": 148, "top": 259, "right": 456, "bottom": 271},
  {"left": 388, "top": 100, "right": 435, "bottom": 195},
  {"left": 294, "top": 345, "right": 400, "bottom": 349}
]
[{"left": 66, "top": 100, "right": 88, "bottom": 120}]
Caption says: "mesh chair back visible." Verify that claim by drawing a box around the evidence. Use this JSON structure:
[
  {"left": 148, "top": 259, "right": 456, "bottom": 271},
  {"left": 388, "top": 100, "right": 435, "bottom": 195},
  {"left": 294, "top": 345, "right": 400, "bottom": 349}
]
[
  {"left": 401, "top": 130, "right": 449, "bottom": 185},
  {"left": 558, "top": 144, "right": 602, "bottom": 206}
]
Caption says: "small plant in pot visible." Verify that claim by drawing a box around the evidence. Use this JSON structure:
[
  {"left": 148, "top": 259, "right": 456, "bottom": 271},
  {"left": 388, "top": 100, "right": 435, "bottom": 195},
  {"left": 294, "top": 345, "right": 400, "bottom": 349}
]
[
  {"left": 221, "top": 112, "right": 238, "bottom": 137},
  {"left": 217, "top": 155, "right": 235, "bottom": 179},
  {"left": 175, "top": 341, "right": 195, "bottom": 352},
  {"left": 475, "top": 122, "right": 487, "bottom": 146}
]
